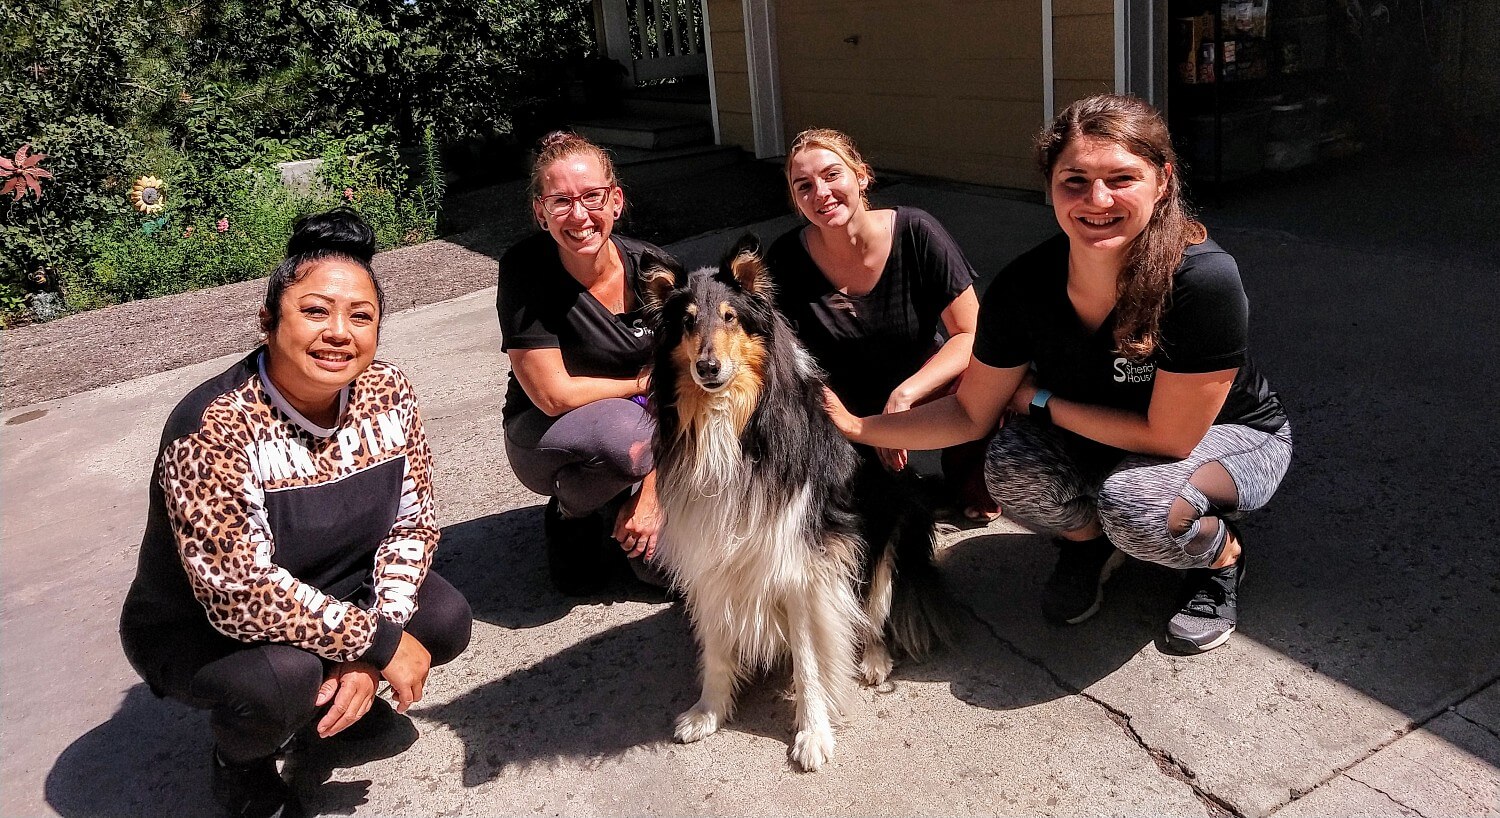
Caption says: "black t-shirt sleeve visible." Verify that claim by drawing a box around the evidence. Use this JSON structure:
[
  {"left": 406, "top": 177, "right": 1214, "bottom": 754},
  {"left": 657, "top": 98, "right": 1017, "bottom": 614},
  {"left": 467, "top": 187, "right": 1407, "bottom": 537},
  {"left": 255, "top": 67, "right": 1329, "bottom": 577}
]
[
  {"left": 973, "top": 237, "right": 1066, "bottom": 369},
  {"left": 973, "top": 268, "right": 1030, "bottom": 368},
  {"left": 908, "top": 210, "right": 975, "bottom": 307},
  {"left": 1157, "top": 246, "right": 1249, "bottom": 373},
  {"left": 496, "top": 235, "right": 562, "bottom": 352},
  {"left": 765, "top": 228, "right": 812, "bottom": 324}
]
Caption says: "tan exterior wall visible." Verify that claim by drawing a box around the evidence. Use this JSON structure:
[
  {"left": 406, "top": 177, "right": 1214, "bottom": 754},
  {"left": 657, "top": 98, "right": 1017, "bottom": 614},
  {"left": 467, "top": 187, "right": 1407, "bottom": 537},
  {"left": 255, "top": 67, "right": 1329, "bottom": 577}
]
[
  {"left": 1051, "top": 0, "right": 1114, "bottom": 115},
  {"left": 706, "top": 0, "right": 756, "bottom": 150},
  {"left": 774, "top": 0, "right": 1047, "bottom": 191},
  {"left": 703, "top": 0, "right": 1121, "bottom": 189}
]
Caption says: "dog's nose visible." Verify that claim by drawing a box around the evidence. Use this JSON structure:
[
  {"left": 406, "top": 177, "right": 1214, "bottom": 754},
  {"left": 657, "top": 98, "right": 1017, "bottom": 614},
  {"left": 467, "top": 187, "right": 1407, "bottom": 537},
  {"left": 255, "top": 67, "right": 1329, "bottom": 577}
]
[{"left": 695, "top": 358, "right": 721, "bottom": 380}]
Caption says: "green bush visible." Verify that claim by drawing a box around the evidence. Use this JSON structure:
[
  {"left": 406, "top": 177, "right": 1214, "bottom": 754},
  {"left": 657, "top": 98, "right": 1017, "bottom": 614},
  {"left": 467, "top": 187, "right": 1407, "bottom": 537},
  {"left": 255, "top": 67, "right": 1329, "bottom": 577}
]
[
  {"left": 2, "top": 0, "right": 593, "bottom": 325},
  {"left": 68, "top": 156, "right": 440, "bottom": 308}
]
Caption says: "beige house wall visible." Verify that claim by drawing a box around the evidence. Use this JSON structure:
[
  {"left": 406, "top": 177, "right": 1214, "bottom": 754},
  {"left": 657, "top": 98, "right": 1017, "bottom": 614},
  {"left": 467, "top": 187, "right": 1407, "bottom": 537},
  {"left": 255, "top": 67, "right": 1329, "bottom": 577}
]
[
  {"left": 706, "top": 0, "right": 756, "bottom": 150},
  {"left": 702, "top": 0, "right": 1121, "bottom": 190},
  {"left": 774, "top": 0, "right": 1046, "bottom": 191},
  {"left": 1051, "top": 0, "right": 1115, "bottom": 115}
]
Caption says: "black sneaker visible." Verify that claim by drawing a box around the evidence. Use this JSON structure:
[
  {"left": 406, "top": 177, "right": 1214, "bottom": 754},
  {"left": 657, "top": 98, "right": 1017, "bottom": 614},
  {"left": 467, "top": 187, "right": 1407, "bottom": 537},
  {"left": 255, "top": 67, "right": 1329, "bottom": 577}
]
[
  {"left": 1041, "top": 536, "right": 1126, "bottom": 625},
  {"left": 1165, "top": 553, "right": 1244, "bottom": 654},
  {"left": 210, "top": 747, "right": 297, "bottom": 818},
  {"left": 543, "top": 497, "right": 613, "bottom": 596}
]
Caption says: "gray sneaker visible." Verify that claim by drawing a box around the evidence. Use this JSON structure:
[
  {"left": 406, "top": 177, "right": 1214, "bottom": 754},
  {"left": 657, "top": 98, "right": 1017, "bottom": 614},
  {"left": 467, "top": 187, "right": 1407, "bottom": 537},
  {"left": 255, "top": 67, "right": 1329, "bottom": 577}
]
[{"left": 1165, "top": 553, "right": 1243, "bottom": 654}]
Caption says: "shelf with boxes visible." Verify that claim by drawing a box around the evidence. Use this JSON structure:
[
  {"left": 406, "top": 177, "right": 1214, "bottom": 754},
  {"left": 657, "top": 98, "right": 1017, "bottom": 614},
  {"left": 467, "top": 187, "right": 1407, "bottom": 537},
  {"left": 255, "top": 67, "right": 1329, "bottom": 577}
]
[{"left": 1168, "top": 0, "right": 1352, "bottom": 185}]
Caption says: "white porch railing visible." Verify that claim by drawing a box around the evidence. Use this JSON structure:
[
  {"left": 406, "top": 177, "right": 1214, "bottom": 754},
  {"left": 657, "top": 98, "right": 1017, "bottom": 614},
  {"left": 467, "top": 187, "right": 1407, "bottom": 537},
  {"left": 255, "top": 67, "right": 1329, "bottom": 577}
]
[{"left": 598, "top": 0, "right": 708, "bottom": 84}]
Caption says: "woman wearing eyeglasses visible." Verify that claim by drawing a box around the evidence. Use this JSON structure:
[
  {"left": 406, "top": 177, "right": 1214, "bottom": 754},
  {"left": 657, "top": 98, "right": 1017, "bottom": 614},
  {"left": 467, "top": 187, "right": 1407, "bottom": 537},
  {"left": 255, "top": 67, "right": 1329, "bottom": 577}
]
[{"left": 496, "top": 131, "right": 671, "bottom": 595}]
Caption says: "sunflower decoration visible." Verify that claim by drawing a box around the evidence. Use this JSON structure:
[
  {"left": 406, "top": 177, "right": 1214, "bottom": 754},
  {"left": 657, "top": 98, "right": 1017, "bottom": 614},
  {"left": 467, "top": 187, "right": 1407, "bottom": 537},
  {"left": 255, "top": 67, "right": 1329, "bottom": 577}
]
[{"left": 129, "top": 175, "right": 167, "bottom": 214}]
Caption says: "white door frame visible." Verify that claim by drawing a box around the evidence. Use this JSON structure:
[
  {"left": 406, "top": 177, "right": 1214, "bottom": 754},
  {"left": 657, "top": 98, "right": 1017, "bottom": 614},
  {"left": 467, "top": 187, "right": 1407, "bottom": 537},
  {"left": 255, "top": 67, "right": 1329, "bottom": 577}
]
[{"left": 742, "top": 0, "right": 786, "bottom": 158}]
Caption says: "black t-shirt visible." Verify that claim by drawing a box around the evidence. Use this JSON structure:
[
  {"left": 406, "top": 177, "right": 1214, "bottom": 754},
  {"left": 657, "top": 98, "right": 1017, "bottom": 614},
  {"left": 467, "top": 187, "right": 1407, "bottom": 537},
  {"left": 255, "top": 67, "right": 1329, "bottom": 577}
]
[
  {"left": 766, "top": 207, "right": 976, "bottom": 417},
  {"left": 974, "top": 233, "right": 1286, "bottom": 433},
  {"left": 496, "top": 232, "right": 672, "bottom": 422}
]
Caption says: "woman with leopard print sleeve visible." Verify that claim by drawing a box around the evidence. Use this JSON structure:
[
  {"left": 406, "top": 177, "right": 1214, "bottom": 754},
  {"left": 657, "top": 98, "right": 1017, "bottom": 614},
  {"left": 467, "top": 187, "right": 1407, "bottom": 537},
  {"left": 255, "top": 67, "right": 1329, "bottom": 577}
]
[{"left": 119, "top": 209, "right": 471, "bottom": 818}]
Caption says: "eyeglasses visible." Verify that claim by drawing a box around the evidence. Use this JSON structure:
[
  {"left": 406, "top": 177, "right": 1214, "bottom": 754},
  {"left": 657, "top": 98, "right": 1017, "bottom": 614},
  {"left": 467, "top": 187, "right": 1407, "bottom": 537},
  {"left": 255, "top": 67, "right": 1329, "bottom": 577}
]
[{"left": 537, "top": 186, "right": 614, "bottom": 216}]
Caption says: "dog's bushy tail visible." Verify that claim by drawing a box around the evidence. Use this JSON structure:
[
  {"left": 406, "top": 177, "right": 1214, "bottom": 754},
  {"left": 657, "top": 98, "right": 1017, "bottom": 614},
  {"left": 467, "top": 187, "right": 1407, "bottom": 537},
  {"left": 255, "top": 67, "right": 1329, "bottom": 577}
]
[{"left": 887, "top": 502, "right": 960, "bottom": 661}]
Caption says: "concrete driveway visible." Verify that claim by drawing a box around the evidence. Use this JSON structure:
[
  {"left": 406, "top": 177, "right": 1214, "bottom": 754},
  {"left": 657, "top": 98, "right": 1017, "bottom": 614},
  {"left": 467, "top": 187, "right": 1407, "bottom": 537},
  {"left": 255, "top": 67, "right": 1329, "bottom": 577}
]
[{"left": 3, "top": 174, "right": 1497, "bottom": 817}]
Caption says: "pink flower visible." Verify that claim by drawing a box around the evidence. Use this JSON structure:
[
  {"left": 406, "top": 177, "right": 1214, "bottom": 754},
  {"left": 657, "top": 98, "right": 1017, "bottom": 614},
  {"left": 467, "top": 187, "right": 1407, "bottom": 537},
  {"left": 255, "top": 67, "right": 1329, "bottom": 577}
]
[
  {"left": 342, "top": 187, "right": 355, "bottom": 202},
  {"left": 183, "top": 225, "right": 194, "bottom": 237},
  {"left": 216, "top": 217, "right": 229, "bottom": 233}
]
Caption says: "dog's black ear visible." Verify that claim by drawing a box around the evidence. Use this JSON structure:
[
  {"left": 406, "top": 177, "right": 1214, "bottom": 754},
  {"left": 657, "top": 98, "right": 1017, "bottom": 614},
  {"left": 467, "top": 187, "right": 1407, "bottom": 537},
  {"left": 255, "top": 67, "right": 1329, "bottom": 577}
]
[
  {"left": 725, "top": 233, "right": 774, "bottom": 301},
  {"left": 640, "top": 251, "right": 681, "bottom": 315}
]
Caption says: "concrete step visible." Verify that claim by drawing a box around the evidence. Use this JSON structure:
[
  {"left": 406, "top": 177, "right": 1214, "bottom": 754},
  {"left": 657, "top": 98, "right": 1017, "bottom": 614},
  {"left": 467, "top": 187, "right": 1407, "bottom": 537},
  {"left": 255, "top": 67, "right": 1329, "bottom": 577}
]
[
  {"left": 573, "top": 116, "right": 714, "bottom": 150},
  {"left": 621, "top": 78, "right": 711, "bottom": 121},
  {"left": 610, "top": 144, "right": 747, "bottom": 187},
  {"left": 620, "top": 96, "right": 712, "bottom": 122}
]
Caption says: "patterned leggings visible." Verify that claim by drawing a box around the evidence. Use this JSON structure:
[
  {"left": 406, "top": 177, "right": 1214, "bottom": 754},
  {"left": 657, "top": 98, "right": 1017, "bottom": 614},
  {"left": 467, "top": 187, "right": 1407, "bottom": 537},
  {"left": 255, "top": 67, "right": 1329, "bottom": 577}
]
[{"left": 983, "top": 416, "right": 1293, "bottom": 569}]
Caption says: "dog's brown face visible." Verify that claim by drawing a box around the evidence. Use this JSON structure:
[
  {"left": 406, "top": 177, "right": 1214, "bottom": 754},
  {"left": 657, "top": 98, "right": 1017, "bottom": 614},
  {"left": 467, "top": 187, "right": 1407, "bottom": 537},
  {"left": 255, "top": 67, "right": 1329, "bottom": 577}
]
[
  {"left": 643, "top": 236, "right": 777, "bottom": 436},
  {"left": 670, "top": 288, "right": 765, "bottom": 393}
]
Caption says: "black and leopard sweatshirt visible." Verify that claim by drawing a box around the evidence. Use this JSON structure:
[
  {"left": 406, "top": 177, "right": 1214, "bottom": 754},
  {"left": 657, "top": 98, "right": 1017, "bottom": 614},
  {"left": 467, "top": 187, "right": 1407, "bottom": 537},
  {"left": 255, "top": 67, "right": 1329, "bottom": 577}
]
[{"left": 119, "top": 349, "right": 438, "bottom": 669}]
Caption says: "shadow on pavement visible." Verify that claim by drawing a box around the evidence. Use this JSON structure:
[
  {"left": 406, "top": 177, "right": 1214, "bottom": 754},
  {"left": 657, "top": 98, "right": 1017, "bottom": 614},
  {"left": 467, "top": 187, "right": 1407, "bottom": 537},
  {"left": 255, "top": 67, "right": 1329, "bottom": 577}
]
[
  {"left": 434, "top": 508, "right": 673, "bottom": 631},
  {"left": 44, "top": 685, "right": 212, "bottom": 817},
  {"left": 904, "top": 531, "right": 1170, "bottom": 705},
  {"left": 45, "top": 685, "right": 423, "bottom": 818},
  {"left": 421, "top": 607, "right": 701, "bottom": 786}
]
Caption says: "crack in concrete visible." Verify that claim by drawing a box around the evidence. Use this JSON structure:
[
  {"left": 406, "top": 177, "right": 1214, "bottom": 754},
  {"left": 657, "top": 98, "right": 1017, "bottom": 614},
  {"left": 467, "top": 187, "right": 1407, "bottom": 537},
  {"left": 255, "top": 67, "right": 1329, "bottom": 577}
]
[
  {"left": 1278, "top": 671, "right": 1500, "bottom": 811},
  {"left": 1451, "top": 709, "right": 1500, "bottom": 744},
  {"left": 951, "top": 596, "right": 1241, "bottom": 818},
  {"left": 1346, "top": 773, "right": 1431, "bottom": 818}
]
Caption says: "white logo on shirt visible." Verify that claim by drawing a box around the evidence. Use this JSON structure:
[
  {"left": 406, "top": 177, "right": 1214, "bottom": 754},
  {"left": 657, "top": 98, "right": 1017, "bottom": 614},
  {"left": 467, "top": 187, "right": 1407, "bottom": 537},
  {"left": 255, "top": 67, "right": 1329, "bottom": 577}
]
[{"left": 1113, "top": 357, "right": 1155, "bottom": 384}]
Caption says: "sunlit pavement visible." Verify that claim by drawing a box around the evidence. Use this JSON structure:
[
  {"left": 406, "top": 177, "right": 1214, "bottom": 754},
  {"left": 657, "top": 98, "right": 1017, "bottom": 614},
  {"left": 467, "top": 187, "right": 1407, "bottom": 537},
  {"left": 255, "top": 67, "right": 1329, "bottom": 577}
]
[{"left": 4, "top": 176, "right": 1497, "bottom": 817}]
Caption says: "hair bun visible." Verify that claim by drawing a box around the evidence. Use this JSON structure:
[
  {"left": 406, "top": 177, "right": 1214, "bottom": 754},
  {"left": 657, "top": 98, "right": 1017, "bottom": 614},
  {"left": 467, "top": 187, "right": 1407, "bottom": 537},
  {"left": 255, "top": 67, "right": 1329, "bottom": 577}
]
[
  {"left": 286, "top": 207, "right": 376, "bottom": 263},
  {"left": 536, "top": 130, "right": 581, "bottom": 154}
]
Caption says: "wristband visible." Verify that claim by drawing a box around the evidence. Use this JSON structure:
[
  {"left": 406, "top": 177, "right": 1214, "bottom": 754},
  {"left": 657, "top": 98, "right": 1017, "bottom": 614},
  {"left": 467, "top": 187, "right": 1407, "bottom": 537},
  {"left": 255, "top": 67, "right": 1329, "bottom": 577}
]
[{"left": 1030, "top": 388, "right": 1054, "bottom": 427}]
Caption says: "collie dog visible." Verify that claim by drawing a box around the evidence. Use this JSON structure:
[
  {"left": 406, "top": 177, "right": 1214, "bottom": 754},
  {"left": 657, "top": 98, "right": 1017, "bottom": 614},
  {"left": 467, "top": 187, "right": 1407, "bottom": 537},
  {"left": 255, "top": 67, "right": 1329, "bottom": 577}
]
[{"left": 640, "top": 235, "right": 953, "bottom": 771}]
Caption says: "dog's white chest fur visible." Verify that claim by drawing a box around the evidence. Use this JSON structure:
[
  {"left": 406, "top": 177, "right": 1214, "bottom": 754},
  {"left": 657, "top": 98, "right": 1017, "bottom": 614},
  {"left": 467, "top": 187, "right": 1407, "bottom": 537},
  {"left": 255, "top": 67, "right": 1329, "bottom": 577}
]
[{"left": 656, "top": 397, "right": 856, "bottom": 670}]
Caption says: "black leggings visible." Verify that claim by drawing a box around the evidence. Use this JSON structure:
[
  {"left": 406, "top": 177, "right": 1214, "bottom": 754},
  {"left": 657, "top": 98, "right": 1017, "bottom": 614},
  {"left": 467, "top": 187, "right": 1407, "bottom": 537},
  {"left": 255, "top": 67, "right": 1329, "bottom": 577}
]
[
  {"left": 121, "top": 571, "right": 471, "bottom": 764},
  {"left": 504, "top": 399, "right": 654, "bottom": 518}
]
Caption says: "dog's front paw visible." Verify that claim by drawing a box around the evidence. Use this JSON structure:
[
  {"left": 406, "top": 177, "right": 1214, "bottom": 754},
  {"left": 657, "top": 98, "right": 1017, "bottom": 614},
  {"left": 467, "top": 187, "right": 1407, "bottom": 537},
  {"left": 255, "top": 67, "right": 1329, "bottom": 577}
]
[
  {"left": 790, "top": 727, "right": 835, "bottom": 771},
  {"left": 674, "top": 705, "right": 722, "bottom": 743},
  {"left": 860, "top": 642, "right": 894, "bottom": 686}
]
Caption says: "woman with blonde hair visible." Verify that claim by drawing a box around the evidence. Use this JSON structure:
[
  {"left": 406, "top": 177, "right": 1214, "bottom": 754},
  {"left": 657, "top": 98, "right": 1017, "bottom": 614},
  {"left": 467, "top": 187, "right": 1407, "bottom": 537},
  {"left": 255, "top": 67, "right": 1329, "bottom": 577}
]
[
  {"left": 766, "top": 127, "right": 996, "bottom": 520},
  {"left": 825, "top": 95, "right": 1292, "bottom": 653}
]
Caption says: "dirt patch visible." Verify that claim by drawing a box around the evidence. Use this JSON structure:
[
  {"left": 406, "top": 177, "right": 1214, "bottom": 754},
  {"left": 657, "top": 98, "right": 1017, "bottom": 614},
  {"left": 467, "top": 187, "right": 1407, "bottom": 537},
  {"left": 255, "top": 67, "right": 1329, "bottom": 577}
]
[{"left": 1, "top": 158, "right": 788, "bottom": 409}]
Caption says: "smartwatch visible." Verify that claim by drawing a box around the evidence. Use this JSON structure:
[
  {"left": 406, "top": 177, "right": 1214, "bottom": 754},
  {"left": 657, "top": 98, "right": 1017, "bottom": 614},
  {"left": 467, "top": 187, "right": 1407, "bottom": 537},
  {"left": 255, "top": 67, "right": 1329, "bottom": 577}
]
[{"left": 1030, "top": 388, "right": 1054, "bottom": 427}]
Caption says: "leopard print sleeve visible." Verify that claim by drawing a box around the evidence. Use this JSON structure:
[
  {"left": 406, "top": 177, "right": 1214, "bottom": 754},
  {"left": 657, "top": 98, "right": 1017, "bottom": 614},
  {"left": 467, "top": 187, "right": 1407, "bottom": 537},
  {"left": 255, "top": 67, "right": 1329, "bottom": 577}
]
[
  {"left": 160, "top": 405, "right": 381, "bottom": 663},
  {"left": 368, "top": 370, "right": 439, "bottom": 627}
]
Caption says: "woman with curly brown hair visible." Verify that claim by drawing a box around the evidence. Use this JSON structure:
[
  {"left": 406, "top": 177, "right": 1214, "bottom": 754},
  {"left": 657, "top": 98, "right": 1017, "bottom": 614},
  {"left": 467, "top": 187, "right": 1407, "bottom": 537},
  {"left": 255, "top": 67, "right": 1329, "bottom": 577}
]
[{"left": 825, "top": 94, "right": 1292, "bottom": 653}]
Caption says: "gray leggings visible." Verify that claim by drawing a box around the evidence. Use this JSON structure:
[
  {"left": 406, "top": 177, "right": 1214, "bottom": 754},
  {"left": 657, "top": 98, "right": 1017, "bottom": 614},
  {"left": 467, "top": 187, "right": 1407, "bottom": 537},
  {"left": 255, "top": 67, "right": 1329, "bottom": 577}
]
[
  {"left": 504, "top": 398, "right": 655, "bottom": 518},
  {"left": 983, "top": 416, "right": 1293, "bottom": 569}
]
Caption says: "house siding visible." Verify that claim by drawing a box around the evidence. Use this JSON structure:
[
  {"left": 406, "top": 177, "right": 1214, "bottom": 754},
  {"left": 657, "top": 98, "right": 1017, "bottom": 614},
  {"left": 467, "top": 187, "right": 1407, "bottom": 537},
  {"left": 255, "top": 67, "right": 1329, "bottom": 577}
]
[
  {"left": 775, "top": 0, "right": 1047, "bottom": 191},
  {"left": 1051, "top": 0, "right": 1115, "bottom": 114},
  {"left": 707, "top": 0, "right": 756, "bottom": 149},
  {"left": 702, "top": 0, "right": 1121, "bottom": 190}
]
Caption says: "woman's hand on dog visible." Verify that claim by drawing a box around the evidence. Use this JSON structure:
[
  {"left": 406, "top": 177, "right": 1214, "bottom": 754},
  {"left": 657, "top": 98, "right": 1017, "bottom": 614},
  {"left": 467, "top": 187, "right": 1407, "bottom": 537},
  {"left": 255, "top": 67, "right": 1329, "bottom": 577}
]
[
  {"left": 821, "top": 387, "right": 862, "bottom": 441},
  {"left": 614, "top": 471, "right": 661, "bottom": 560}
]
